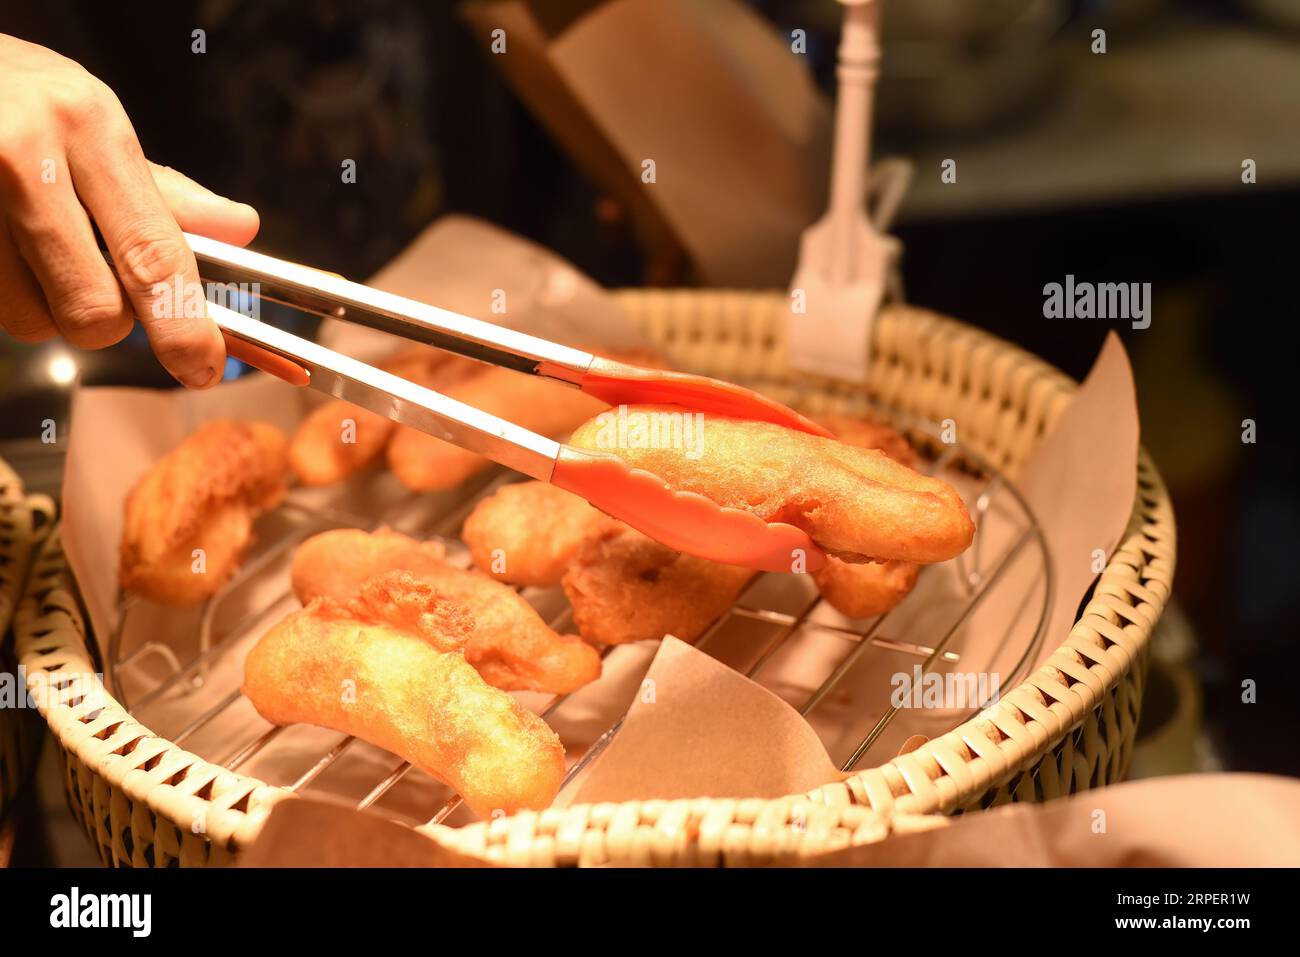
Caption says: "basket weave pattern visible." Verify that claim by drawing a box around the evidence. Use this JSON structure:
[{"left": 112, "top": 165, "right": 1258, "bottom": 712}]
[
  {"left": 15, "top": 297, "right": 1174, "bottom": 866},
  {"left": 1, "top": 461, "right": 54, "bottom": 822}
]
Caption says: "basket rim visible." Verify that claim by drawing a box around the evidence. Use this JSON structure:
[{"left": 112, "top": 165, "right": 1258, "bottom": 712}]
[{"left": 13, "top": 297, "right": 1175, "bottom": 866}]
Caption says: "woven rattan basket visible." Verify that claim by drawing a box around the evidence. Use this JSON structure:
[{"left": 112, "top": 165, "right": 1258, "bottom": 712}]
[
  {"left": 1, "top": 457, "right": 55, "bottom": 823},
  {"left": 15, "top": 296, "right": 1174, "bottom": 866}
]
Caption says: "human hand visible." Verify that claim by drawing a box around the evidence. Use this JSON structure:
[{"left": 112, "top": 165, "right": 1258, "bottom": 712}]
[{"left": 0, "top": 34, "right": 259, "bottom": 387}]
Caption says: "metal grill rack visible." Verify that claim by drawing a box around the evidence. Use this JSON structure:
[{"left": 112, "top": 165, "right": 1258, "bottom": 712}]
[{"left": 104, "top": 416, "right": 1051, "bottom": 829}]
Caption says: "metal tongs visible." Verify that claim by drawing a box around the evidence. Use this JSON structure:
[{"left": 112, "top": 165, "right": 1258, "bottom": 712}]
[{"left": 184, "top": 234, "right": 832, "bottom": 572}]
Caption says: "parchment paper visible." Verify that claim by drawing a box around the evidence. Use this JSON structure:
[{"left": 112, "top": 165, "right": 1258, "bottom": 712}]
[
  {"left": 1013, "top": 331, "right": 1139, "bottom": 667},
  {"left": 237, "top": 798, "right": 493, "bottom": 868},
  {"left": 792, "top": 774, "right": 1300, "bottom": 868},
  {"left": 541, "top": 0, "right": 831, "bottom": 286},
  {"left": 566, "top": 636, "right": 840, "bottom": 805}
]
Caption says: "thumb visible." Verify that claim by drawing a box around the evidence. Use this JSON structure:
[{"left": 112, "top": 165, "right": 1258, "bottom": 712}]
[{"left": 149, "top": 162, "right": 260, "bottom": 246}]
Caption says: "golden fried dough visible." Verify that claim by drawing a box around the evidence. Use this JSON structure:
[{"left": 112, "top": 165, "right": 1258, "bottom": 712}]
[
  {"left": 386, "top": 367, "right": 608, "bottom": 491},
  {"left": 568, "top": 405, "right": 974, "bottom": 564},
  {"left": 562, "top": 526, "right": 755, "bottom": 645},
  {"left": 243, "top": 572, "right": 565, "bottom": 816},
  {"left": 291, "top": 527, "right": 447, "bottom": 603},
  {"left": 120, "top": 420, "right": 288, "bottom": 606},
  {"left": 290, "top": 403, "right": 395, "bottom": 487},
  {"left": 289, "top": 347, "right": 479, "bottom": 486},
  {"left": 811, "top": 412, "right": 922, "bottom": 617},
  {"left": 462, "top": 481, "right": 616, "bottom": 587},
  {"left": 292, "top": 528, "right": 600, "bottom": 694},
  {"left": 813, "top": 558, "right": 920, "bottom": 619}
]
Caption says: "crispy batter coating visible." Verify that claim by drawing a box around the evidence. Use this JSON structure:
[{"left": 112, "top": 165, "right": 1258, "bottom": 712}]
[
  {"left": 811, "top": 412, "right": 922, "bottom": 617},
  {"left": 290, "top": 403, "right": 396, "bottom": 487},
  {"left": 462, "top": 481, "right": 615, "bottom": 587},
  {"left": 813, "top": 558, "right": 920, "bottom": 619},
  {"left": 568, "top": 405, "right": 974, "bottom": 564},
  {"left": 562, "top": 526, "right": 755, "bottom": 645},
  {"left": 386, "top": 367, "right": 609, "bottom": 491},
  {"left": 120, "top": 420, "right": 288, "bottom": 606},
  {"left": 291, "top": 528, "right": 600, "bottom": 693},
  {"left": 243, "top": 572, "right": 565, "bottom": 816},
  {"left": 289, "top": 347, "right": 480, "bottom": 486},
  {"left": 462, "top": 481, "right": 751, "bottom": 644}
]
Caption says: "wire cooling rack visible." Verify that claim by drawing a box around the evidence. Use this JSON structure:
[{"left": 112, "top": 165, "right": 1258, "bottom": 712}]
[{"left": 102, "top": 416, "right": 1052, "bottom": 829}]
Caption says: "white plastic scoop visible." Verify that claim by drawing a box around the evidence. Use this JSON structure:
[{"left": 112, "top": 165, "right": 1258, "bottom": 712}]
[{"left": 788, "top": 0, "right": 892, "bottom": 383}]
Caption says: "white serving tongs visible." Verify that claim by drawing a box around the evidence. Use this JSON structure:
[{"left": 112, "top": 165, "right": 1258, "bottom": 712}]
[{"left": 176, "top": 234, "right": 831, "bottom": 573}]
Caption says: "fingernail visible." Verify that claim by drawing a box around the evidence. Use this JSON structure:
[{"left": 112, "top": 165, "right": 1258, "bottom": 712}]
[{"left": 186, "top": 366, "right": 218, "bottom": 389}]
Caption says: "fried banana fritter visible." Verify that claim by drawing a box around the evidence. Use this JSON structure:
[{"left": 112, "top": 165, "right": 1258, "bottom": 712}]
[
  {"left": 290, "top": 526, "right": 447, "bottom": 603},
  {"left": 462, "top": 482, "right": 751, "bottom": 645},
  {"left": 288, "top": 347, "right": 479, "bottom": 486},
  {"left": 461, "top": 481, "right": 615, "bottom": 587},
  {"left": 289, "top": 403, "right": 396, "bottom": 487},
  {"left": 292, "top": 528, "right": 600, "bottom": 693},
  {"left": 561, "top": 526, "right": 755, "bottom": 645},
  {"left": 120, "top": 420, "right": 288, "bottom": 606},
  {"left": 568, "top": 405, "right": 974, "bottom": 565},
  {"left": 243, "top": 572, "right": 565, "bottom": 816},
  {"left": 811, "top": 412, "right": 922, "bottom": 618},
  {"left": 813, "top": 558, "right": 920, "bottom": 619}
]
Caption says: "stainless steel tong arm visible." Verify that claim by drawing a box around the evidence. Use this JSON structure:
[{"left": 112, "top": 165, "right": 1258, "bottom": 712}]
[
  {"left": 187, "top": 233, "right": 593, "bottom": 383},
  {"left": 211, "top": 304, "right": 561, "bottom": 481}
]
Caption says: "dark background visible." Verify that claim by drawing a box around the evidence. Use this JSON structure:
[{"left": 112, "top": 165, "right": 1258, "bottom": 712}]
[{"left": 0, "top": 0, "right": 1296, "bottom": 779}]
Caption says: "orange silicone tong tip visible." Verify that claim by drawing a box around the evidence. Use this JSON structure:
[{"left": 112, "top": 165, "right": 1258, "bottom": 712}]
[
  {"left": 222, "top": 332, "right": 311, "bottom": 387},
  {"left": 552, "top": 447, "right": 827, "bottom": 574},
  {"left": 578, "top": 364, "right": 833, "bottom": 438}
]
